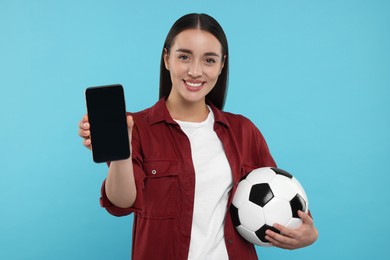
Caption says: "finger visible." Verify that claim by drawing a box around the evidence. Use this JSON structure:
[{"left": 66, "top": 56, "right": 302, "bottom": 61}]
[
  {"left": 265, "top": 229, "right": 297, "bottom": 250},
  {"left": 299, "top": 210, "right": 314, "bottom": 225},
  {"left": 79, "top": 114, "right": 90, "bottom": 129},
  {"left": 266, "top": 235, "right": 293, "bottom": 249},
  {"left": 79, "top": 121, "right": 90, "bottom": 130},
  {"left": 83, "top": 138, "right": 91, "bottom": 146},
  {"left": 78, "top": 129, "right": 90, "bottom": 138},
  {"left": 83, "top": 138, "right": 92, "bottom": 150},
  {"left": 81, "top": 114, "right": 89, "bottom": 124},
  {"left": 126, "top": 114, "right": 134, "bottom": 128},
  {"left": 273, "top": 223, "right": 295, "bottom": 238}
]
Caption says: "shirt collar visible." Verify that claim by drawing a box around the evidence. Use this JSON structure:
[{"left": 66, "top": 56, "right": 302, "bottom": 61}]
[{"left": 149, "top": 98, "right": 230, "bottom": 128}]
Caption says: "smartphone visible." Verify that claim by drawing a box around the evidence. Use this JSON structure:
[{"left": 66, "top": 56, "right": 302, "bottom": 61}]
[{"left": 85, "top": 84, "right": 130, "bottom": 163}]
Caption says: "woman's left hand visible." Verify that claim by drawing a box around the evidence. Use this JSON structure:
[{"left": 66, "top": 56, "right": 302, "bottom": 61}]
[{"left": 265, "top": 210, "right": 318, "bottom": 249}]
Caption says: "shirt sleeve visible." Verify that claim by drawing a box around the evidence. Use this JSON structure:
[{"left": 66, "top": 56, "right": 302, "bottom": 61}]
[
  {"left": 242, "top": 115, "right": 277, "bottom": 169},
  {"left": 246, "top": 117, "right": 315, "bottom": 219},
  {"left": 100, "top": 179, "right": 135, "bottom": 216},
  {"left": 252, "top": 123, "right": 277, "bottom": 168}
]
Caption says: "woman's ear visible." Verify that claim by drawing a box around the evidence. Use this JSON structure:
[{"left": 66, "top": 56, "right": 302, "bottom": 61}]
[{"left": 163, "top": 48, "right": 170, "bottom": 70}]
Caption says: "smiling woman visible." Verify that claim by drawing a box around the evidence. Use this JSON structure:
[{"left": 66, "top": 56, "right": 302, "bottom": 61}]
[
  {"left": 163, "top": 29, "right": 226, "bottom": 121},
  {"left": 78, "top": 13, "right": 317, "bottom": 260},
  {"left": 159, "top": 13, "right": 229, "bottom": 111},
  {"left": 1, "top": 0, "right": 389, "bottom": 259}
]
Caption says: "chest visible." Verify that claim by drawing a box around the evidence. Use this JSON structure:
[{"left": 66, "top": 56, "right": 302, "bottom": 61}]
[{"left": 139, "top": 122, "right": 241, "bottom": 184}]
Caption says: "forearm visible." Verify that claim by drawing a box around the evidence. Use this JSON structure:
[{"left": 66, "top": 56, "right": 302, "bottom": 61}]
[{"left": 105, "top": 158, "right": 137, "bottom": 208}]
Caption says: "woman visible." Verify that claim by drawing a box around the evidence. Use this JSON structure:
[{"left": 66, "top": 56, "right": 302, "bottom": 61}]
[{"left": 79, "top": 13, "right": 318, "bottom": 259}]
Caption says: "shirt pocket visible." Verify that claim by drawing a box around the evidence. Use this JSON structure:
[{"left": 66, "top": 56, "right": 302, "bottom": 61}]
[{"left": 141, "top": 160, "right": 179, "bottom": 219}]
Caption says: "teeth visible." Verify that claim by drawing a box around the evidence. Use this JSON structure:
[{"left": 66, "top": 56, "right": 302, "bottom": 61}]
[{"left": 186, "top": 81, "right": 202, "bottom": 87}]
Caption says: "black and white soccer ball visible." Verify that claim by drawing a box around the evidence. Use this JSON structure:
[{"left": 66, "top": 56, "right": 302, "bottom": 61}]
[{"left": 230, "top": 167, "right": 308, "bottom": 247}]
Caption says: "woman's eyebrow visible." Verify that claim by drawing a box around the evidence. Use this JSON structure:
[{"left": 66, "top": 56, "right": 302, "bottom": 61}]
[
  {"left": 175, "top": 48, "right": 220, "bottom": 57},
  {"left": 204, "top": 52, "right": 220, "bottom": 57},
  {"left": 176, "top": 48, "right": 192, "bottom": 54}
]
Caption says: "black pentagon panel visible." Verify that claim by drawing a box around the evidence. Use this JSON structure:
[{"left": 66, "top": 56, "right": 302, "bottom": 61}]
[
  {"left": 255, "top": 224, "right": 281, "bottom": 243},
  {"left": 230, "top": 204, "right": 241, "bottom": 227},
  {"left": 290, "top": 194, "right": 307, "bottom": 218},
  {"left": 249, "top": 183, "right": 274, "bottom": 207},
  {"left": 271, "top": 167, "right": 293, "bottom": 179}
]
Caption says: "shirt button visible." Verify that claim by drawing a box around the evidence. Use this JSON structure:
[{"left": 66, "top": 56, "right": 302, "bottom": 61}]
[
  {"left": 227, "top": 239, "right": 233, "bottom": 245},
  {"left": 151, "top": 169, "right": 157, "bottom": 175}
]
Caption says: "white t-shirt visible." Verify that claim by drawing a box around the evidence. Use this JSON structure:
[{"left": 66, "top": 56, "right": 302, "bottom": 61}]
[{"left": 175, "top": 108, "right": 233, "bottom": 260}]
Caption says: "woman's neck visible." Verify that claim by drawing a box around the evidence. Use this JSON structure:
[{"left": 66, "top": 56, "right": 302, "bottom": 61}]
[{"left": 166, "top": 98, "right": 209, "bottom": 123}]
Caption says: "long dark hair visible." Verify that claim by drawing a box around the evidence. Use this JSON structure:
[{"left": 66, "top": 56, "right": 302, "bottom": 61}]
[{"left": 159, "top": 13, "right": 229, "bottom": 110}]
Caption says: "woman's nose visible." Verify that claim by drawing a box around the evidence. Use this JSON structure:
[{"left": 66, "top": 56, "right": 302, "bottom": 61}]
[{"left": 188, "top": 60, "right": 202, "bottom": 77}]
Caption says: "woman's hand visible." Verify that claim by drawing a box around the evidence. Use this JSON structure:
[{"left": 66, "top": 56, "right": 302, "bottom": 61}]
[
  {"left": 78, "top": 114, "right": 92, "bottom": 150},
  {"left": 265, "top": 210, "right": 318, "bottom": 249},
  {"left": 78, "top": 114, "right": 135, "bottom": 150}
]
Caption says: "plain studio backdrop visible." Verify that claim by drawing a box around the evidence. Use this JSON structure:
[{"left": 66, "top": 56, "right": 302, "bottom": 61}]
[{"left": 1, "top": 0, "right": 389, "bottom": 259}]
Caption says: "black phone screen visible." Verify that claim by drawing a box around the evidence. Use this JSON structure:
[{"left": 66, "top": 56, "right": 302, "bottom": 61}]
[{"left": 85, "top": 84, "right": 130, "bottom": 163}]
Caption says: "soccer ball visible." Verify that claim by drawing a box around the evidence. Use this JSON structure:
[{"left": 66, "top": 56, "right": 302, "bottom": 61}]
[{"left": 230, "top": 167, "right": 308, "bottom": 247}]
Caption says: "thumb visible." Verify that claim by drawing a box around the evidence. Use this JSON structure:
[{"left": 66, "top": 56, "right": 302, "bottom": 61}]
[
  {"left": 127, "top": 114, "right": 134, "bottom": 129},
  {"left": 299, "top": 210, "right": 314, "bottom": 225}
]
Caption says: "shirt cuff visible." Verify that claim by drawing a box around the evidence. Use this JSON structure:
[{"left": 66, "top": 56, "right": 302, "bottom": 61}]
[{"left": 100, "top": 179, "right": 135, "bottom": 217}]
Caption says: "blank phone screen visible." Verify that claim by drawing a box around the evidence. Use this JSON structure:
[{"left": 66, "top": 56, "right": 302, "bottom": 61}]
[{"left": 85, "top": 84, "right": 130, "bottom": 163}]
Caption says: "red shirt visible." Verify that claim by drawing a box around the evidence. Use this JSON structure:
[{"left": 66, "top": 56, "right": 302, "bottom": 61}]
[{"left": 100, "top": 98, "right": 276, "bottom": 259}]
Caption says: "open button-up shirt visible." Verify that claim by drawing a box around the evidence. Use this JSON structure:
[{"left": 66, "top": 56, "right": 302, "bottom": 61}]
[{"left": 100, "top": 98, "right": 276, "bottom": 259}]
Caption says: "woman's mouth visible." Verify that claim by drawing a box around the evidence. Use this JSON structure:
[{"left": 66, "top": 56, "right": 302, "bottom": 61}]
[{"left": 184, "top": 80, "right": 204, "bottom": 91}]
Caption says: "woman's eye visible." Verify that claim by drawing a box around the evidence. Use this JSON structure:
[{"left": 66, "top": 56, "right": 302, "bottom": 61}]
[
  {"left": 178, "top": 55, "right": 189, "bottom": 61},
  {"left": 205, "top": 58, "right": 216, "bottom": 64}
]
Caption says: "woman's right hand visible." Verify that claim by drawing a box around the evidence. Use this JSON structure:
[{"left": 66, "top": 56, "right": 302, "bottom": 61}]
[
  {"left": 78, "top": 114, "right": 92, "bottom": 150},
  {"left": 78, "top": 114, "right": 135, "bottom": 151}
]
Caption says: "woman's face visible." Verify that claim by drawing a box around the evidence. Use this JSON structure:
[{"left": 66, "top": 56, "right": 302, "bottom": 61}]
[{"left": 164, "top": 29, "right": 225, "bottom": 106}]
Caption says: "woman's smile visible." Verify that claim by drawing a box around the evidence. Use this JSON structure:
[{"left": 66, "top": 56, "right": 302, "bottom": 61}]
[{"left": 183, "top": 79, "right": 205, "bottom": 91}]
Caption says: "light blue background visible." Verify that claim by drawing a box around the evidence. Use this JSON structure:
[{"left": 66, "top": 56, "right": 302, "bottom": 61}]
[{"left": 1, "top": 0, "right": 389, "bottom": 259}]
